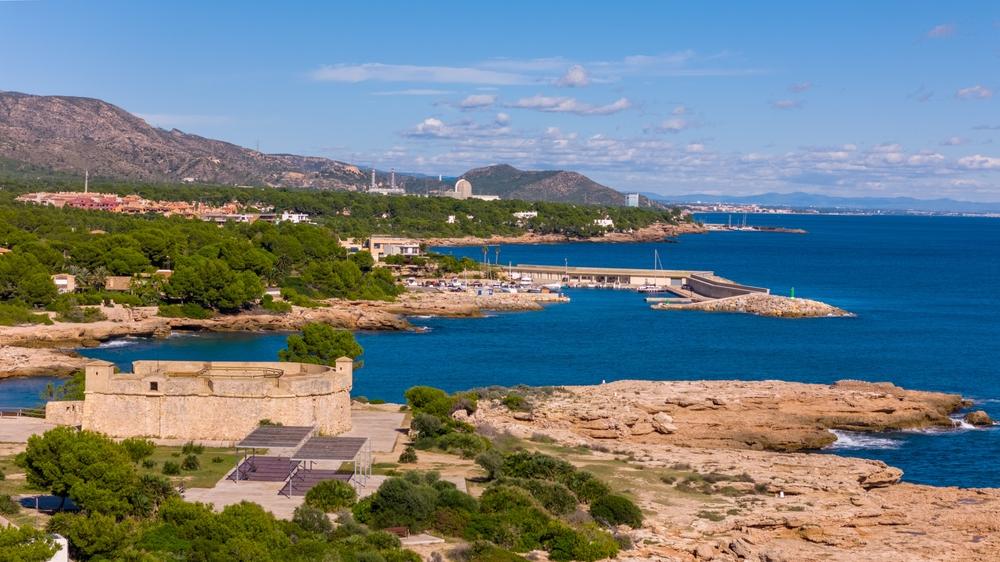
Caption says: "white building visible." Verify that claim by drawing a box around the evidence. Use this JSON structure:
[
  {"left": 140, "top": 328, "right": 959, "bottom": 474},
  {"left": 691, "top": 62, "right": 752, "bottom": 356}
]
[
  {"left": 512, "top": 211, "right": 538, "bottom": 220},
  {"left": 278, "top": 211, "right": 311, "bottom": 224},
  {"left": 626, "top": 193, "right": 640, "bottom": 207},
  {"left": 366, "top": 236, "right": 423, "bottom": 262},
  {"left": 594, "top": 217, "right": 615, "bottom": 228}
]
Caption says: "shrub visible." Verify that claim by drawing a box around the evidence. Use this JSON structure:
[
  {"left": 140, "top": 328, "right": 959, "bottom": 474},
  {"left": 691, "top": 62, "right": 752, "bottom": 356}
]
[
  {"left": 305, "top": 479, "right": 357, "bottom": 512},
  {"left": 475, "top": 449, "right": 504, "bottom": 480},
  {"left": 493, "top": 478, "right": 578, "bottom": 516},
  {"left": 293, "top": 504, "right": 332, "bottom": 535},
  {"left": 258, "top": 418, "right": 282, "bottom": 426},
  {"left": 181, "top": 455, "right": 200, "bottom": 471},
  {"left": 162, "top": 461, "right": 180, "bottom": 475},
  {"left": 435, "top": 432, "right": 490, "bottom": 458},
  {"left": 0, "top": 468, "right": 5, "bottom": 481},
  {"left": 501, "top": 393, "right": 529, "bottom": 411},
  {"left": 404, "top": 386, "right": 454, "bottom": 418},
  {"left": 121, "top": 438, "right": 155, "bottom": 463},
  {"left": 411, "top": 413, "right": 444, "bottom": 437},
  {"left": 0, "top": 303, "right": 52, "bottom": 326},
  {"left": 500, "top": 452, "right": 575, "bottom": 481},
  {"left": 0, "top": 494, "right": 21, "bottom": 515},
  {"left": 211, "top": 456, "right": 225, "bottom": 464},
  {"left": 563, "top": 471, "right": 611, "bottom": 503},
  {"left": 398, "top": 446, "right": 418, "bottom": 464},
  {"left": 157, "top": 303, "right": 214, "bottom": 319},
  {"left": 546, "top": 523, "right": 619, "bottom": 562},
  {"left": 261, "top": 294, "right": 292, "bottom": 313},
  {"left": 181, "top": 441, "right": 204, "bottom": 455},
  {"left": 365, "top": 477, "right": 438, "bottom": 531},
  {"left": 142, "top": 459, "right": 157, "bottom": 469},
  {"left": 589, "top": 494, "right": 643, "bottom": 528}
]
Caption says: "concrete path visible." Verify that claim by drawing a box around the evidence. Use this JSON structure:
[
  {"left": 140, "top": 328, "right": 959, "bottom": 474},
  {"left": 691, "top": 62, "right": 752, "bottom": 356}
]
[
  {"left": 342, "top": 410, "right": 406, "bottom": 452},
  {"left": 184, "top": 480, "right": 303, "bottom": 520},
  {"left": 0, "top": 417, "right": 56, "bottom": 443}
]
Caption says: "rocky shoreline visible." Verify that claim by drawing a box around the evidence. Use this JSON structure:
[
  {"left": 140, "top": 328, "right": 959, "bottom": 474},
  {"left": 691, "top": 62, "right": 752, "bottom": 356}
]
[
  {"left": 424, "top": 221, "right": 705, "bottom": 246},
  {"left": 0, "top": 291, "right": 567, "bottom": 379},
  {"left": 470, "top": 380, "right": 998, "bottom": 561},
  {"left": 654, "top": 292, "right": 853, "bottom": 318}
]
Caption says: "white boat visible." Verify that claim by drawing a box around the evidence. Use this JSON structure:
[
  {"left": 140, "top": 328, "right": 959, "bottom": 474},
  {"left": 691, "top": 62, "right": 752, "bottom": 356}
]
[
  {"left": 637, "top": 249, "right": 669, "bottom": 293},
  {"left": 518, "top": 275, "right": 533, "bottom": 287},
  {"left": 542, "top": 282, "right": 563, "bottom": 292}
]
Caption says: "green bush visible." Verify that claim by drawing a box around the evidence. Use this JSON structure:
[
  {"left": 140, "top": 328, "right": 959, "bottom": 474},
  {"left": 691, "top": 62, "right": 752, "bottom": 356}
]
[
  {"left": 0, "top": 303, "right": 52, "bottom": 326},
  {"left": 501, "top": 393, "right": 529, "bottom": 411},
  {"left": 546, "top": 523, "right": 619, "bottom": 562},
  {"left": 181, "top": 441, "right": 204, "bottom": 455},
  {"left": 404, "top": 386, "right": 455, "bottom": 418},
  {"left": 0, "top": 494, "right": 21, "bottom": 515},
  {"left": 157, "top": 303, "right": 214, "bottom": 319},
  {"left": 435, "top": 432, "right": 490, "bottom": 458},
  {"left": 410, "top": 413, "right": 444, "bottom": 437},
  {"left": 121, "top": 438, "right": 156, "bottom": 463},
  {"left": 261, "top": 294, "right": 292, "bottom": 313},
  {"left": 364, "top": 476, "right": 438, "bottom": 531},
  {"left": 54, "top": 305, "right": 107, "bottom": 323},
  {"left": 305, "top": 480, "right": 357, "bottom": 512},
  {"left": 292, "top": 504, "right": 332, "bottom": 535},
  {"left": 180, "top": 455, "right": 200, "bottom": 471},
  {"left": 563, "top": 471, "right": 611, "bottom": 503},
  {"left": 475, "top": 449, "right": 504, "bottom": 480},
  {"left": 211, "top": 456, "right": 225, "bottom": 464},
  {"left": 161, "top": 461, "right": 180, "bottom": 475},
  {"left": 142, "top": 459, "right": 157, "bottom": 469},
  {"left": 398, "top": 446, "right": 418, "bottom": 463},
  {"left": 500, "top": 452, "right": 575, "bottom": 481},
  {"left": 493, "top": 478, "right": 578, "bottom": 516},
  {"left": 589, "top": 494, "right": 643, "bottom": 528}
]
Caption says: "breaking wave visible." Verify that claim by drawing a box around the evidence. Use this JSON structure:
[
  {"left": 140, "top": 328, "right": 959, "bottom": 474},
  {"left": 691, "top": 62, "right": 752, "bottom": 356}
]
[{"left": 828, "top": 430, "right": 902, "bottom": 450}]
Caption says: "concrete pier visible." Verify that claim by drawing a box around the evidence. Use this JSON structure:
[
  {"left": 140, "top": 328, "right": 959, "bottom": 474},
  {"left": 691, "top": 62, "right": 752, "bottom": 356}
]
[{"left": 505, "top": 264, "right": 769, "bottom": 299}]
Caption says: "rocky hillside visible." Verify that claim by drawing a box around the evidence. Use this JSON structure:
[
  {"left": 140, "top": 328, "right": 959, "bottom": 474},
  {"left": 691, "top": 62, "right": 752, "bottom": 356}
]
[
  {"left": 0, "top": 91, "right": 647, "bottom": 205},
  {"left": 456, "top": 164, "right": 648, "bottom": 206},
  {"left": 0, "top": 91, "right": 368, "bottom": 189}
]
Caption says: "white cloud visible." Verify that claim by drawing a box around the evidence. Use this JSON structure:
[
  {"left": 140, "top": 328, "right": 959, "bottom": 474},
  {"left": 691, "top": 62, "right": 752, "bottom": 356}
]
[
  {"left": 956, "top": 85, "right": 993, "bottom": 99},
  {"left": 770, "top": 99, "right": 803, "bottom": 110},
  {"left": 556, "top": 65, "right": 591, "bottom": 87},
  {"left": 372, "top": 89, "right": 453, "bottom": 96},
  {"left": 685, "top": 143, "right": 705, "bottom": 153},
  {"left": 788, "top": 81, "right": 812, "bottom": 93},
  {"left": 926, "top": 24, "right": 956, "bottom": 39},
  {"left": 941, "top": 136, "right": 967, "bottom": 146},
  {"left": 404, "top": 115, "right": 511, "bottom": 139},
  {"left": 309, "top": 63, "right": 531, "bottom": 85},
  {"left": 508, "top": 95, "right": 632, "bottom": 115},
  {"left": 959, "top": 154, "right": 1000, "bottom": 169},
  {"left": 654, "top": 118, "right": 690, "bottom": 133},
  {"left": 459, "top": 94, "right": 497, "bottom": 109}
]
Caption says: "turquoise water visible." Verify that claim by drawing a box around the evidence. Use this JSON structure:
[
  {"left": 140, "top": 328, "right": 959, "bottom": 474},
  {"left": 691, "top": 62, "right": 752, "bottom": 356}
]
[{"left": 2, "top": 214, "right": 998, "bottom": 487}]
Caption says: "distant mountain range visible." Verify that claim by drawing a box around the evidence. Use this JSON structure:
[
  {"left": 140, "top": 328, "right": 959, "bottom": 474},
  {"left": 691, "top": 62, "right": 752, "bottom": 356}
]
[
  {"left": 0, "top": 91, "right": 644, "bottom": 207},
  {"left": 644, "top": 191, "right": 1000, "bottom": 214}
]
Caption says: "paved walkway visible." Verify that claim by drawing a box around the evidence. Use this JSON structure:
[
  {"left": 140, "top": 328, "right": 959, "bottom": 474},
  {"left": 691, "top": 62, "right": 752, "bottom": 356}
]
[
  {"left": 184, "top": 480, "right": 303, "bottom": 520},
  {"left": 0, "top": 417, "right": 56, "bottom": 443},
  {"left": 342, "top": 410, "right": 405, "bottom": 452}
]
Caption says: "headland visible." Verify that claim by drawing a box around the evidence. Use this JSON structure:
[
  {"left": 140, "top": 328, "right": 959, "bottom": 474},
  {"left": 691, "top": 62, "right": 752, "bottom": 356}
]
[{"left": 468, "top": 379, "right": 999, "bottom": 561}]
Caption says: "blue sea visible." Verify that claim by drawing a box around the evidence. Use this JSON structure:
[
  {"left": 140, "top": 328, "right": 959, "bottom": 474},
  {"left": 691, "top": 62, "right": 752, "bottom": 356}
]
[{"left": 2, "top": 214, "right": 998, "bottom": 488}]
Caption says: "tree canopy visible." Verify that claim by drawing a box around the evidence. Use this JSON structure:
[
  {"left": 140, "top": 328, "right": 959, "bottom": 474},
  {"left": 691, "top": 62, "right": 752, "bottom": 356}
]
[{"left": 278, "top": 322, "right": 363, "bottom": 366}]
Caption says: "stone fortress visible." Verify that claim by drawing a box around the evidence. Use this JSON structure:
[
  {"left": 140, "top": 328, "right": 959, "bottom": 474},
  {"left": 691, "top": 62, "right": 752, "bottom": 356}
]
[{"left": 46, "top": 358, "right": 353, "bottom": 442}]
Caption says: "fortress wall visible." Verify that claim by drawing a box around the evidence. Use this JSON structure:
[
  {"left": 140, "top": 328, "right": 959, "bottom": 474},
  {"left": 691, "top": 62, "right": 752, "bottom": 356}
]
[
  {"left": 79, "top": 360, "right": 354, "bottom": 442},
  {"left": 45, "top": 400, "right": 84, "bottom": 426}
]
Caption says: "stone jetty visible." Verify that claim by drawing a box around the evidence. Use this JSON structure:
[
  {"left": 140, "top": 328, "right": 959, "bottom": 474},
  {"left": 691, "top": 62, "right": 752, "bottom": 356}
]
[{"left": 653, "top": 292, "right": 852, "bottom": 318}]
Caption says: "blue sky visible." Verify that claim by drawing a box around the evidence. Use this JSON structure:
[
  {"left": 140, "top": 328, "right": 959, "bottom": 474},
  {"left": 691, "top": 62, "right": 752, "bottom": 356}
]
[{"left": 2, "top": 1, "right": 999, "bottom": 200}]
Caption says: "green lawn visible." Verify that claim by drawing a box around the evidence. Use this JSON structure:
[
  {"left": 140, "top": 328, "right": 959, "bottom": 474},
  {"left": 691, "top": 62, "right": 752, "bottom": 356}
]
[{"left": 138, "top": 445, "right": 243, "bottom": 488}]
